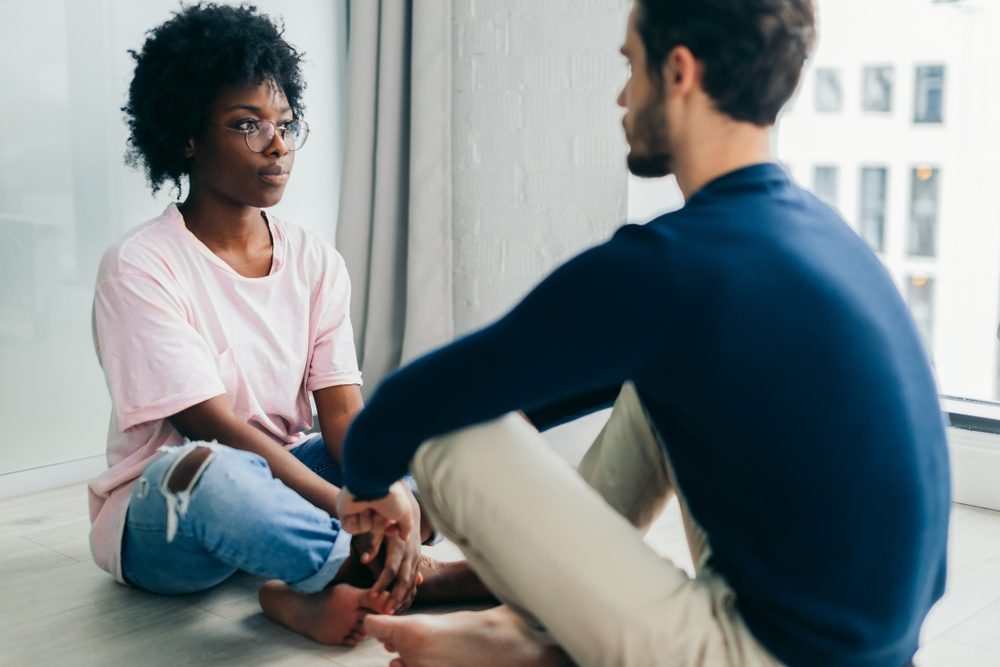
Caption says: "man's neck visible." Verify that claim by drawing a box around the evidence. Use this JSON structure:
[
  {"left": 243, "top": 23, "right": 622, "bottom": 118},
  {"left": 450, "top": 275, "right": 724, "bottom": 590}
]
[{"left": 673, "top": 123, "right": 773, "bottom": 201}]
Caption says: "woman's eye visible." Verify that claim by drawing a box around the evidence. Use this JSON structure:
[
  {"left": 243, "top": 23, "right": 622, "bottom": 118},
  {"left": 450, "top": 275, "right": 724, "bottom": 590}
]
[{"left": 235, "top": 120, "right": 260, "bottom": 132}]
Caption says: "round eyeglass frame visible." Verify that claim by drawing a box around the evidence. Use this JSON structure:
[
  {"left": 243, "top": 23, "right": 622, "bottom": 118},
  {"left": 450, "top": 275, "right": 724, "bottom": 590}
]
[{"left": 209, "top": 118, "right": 310, "bottom": 153}]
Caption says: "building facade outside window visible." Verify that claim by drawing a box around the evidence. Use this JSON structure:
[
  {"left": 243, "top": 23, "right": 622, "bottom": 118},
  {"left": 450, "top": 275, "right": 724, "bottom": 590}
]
[
  {"left": 859, "top": 166, "right": 888, "bottom": 252},
  {"left": 914, "top": 65, "right": 945, "bottom": 123},
  {"left": 638, "top": 0, "right": 1000, "bottom": 406},
  {"left": 862, "top": 65, "right": 894, "bottom": 112},
  {"left": 908, "top": 166, "right": 940, "bottom": 257}
]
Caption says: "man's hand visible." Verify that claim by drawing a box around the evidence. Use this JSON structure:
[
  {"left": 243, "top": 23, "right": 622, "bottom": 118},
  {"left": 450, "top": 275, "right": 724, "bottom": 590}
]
[{"left": 337, "top": 481, "right": 415, "bottom": 543}]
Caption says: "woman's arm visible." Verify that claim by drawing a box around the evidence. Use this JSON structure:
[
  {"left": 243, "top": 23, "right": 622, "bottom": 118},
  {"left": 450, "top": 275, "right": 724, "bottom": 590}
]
[
  {"left": 169, "top": 396, "right": 341, "bottom": 516},
  {"left": 313, "top": 384, "right": 364, "bottom": 465}
]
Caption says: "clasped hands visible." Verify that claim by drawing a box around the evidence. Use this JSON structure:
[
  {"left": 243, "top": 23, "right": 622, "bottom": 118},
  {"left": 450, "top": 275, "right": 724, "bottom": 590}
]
[{"left": 337, "top": 481, "right": 423, "bottom": 614}]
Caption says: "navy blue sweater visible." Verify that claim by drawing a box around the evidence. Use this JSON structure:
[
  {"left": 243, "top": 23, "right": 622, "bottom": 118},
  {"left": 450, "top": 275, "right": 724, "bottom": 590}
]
[{"left": 342, "top": 163, "right": 950, "bottom": 667}]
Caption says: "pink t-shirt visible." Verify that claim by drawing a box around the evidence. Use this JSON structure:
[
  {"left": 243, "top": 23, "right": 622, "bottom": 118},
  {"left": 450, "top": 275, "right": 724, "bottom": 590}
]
[{"left": 88, "top": 204, "right": 362, "bottom": 582}]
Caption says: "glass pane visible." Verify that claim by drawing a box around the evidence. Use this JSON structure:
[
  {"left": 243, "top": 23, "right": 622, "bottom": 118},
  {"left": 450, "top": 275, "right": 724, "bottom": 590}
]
[
  {"left": 862, "top": 66, "right": 893, "bottom": 112},
  {"left": 907, "top": 275, "right": 935, "bottom": 352},
  {"left": 814, "top": 69, "right": 843, "bottom": 112},
  {"left": 914, "top": 65, "right": 945, "bottom": 124},
  {"left": 908, "top": 166, "right": 939, "bottom": 258},
  {"left": 813, "top": 166, "right": 839, "bottom": 210},
  {"left": 859, "top": 167, "right": 887, "bottom": 252}
]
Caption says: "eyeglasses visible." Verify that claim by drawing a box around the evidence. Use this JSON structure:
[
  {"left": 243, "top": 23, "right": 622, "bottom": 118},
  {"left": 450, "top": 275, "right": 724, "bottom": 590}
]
[{"left": 210, "top": 118, "right": 310, "bottom": 152}]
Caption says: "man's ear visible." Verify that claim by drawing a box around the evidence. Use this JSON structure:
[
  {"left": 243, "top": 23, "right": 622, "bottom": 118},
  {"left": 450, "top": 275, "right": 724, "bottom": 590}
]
[
  {"left": 663, "top": 45, "right": 699, "bottom": 96},
  {"left": 184, "top": 138, "right": 195, "bottom": 159}
]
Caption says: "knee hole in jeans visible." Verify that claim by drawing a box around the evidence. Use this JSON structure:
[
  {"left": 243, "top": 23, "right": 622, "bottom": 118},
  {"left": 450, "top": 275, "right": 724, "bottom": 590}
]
[{"left": 166, "top": 446, "right": 215, "bottom": 493}]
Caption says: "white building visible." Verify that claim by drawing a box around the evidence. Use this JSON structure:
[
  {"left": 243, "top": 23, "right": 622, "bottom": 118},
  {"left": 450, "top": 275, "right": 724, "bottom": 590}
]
[
  {"left": 773, "top": 0, "right": 1000, "bottom": 402},
  {"left": 629, "top": 0, "right": 1000, "bottom": 403}
]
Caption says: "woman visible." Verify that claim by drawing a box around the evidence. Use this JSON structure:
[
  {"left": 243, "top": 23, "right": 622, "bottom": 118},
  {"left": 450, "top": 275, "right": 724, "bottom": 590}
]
[{"left": 88, "top": 3, "right": 447, "bottom": 646}]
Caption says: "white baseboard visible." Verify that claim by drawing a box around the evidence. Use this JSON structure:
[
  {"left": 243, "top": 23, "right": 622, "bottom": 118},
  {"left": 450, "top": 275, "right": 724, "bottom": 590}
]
[
  {"left": 948, "top": 427, "right": 1000, "bottom": 512},
  {"left": 0, "top": 455, "right": 107, "bottom": 500}
]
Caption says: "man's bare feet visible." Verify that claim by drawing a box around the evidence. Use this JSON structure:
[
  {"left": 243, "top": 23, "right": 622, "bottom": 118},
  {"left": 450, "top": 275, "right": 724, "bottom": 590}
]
[
  {"left": 259, "top": 581, "right": 378, "bottom": 646},
  {"left": 365, "top": 605, "right": 571, "bottom": 667}
]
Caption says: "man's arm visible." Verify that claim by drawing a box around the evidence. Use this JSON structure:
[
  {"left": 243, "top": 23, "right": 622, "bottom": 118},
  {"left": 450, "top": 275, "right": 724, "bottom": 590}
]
[
  {"left": 342, "top": 224, "right": 668, "bottom": 499},
  {"left": 522, "top": 384, "right": 622, "bottom": 431},
  {"left": 169, "top": 396, "right": 341, "bottom": 516}
]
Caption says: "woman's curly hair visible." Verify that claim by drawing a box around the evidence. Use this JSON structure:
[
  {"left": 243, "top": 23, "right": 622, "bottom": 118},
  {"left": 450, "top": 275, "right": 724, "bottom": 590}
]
[{"left": 123, "top": 3, "right": 306, "bottom": 195}]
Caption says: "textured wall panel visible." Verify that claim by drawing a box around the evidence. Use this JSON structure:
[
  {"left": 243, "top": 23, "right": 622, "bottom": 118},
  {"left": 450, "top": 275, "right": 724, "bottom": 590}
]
[{"left": 452, "top": 0, "right": 630, "bottom": 333}]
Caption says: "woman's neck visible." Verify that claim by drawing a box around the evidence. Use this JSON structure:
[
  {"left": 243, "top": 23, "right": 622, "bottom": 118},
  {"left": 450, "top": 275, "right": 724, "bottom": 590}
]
[{"left": 178, "top": 190, "right": 268, "bottom": 252}]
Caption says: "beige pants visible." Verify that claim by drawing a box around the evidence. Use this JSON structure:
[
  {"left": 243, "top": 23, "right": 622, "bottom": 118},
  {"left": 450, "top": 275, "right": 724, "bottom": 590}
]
[{"left": 411, "top": 382, "right": 782, "bottom": 667}]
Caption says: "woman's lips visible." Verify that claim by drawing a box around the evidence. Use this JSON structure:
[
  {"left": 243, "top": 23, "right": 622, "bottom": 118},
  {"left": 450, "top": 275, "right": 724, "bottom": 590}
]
[
  {"left": 258, "top": 172, "right": 289, "bottom": 186},
  {"left": 258, "top": 166, "right": 290, "bottom": 186}
]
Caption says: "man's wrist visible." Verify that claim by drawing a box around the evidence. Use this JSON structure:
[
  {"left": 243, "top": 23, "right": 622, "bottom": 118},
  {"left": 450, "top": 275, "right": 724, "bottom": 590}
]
[{"left": 345, "top": 485, "right": 390, "bottom": 502}]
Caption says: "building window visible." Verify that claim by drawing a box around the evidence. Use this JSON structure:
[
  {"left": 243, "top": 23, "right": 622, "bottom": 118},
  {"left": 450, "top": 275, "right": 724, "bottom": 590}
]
[
  {"left": 908, "top": 166, "right": 940, "bottom": 257},
  {"left": 862, "top": 66, "right": 893, "bottom": 112},
  {"left": 914, "top": 65, "right": 945, "bottom": 123},
  {"left": 815, "top": 69, "right": 843, "bottom": 112},
  {"left": 813, "top": 165, "right": 839, "bottom": 209},
  {"left": 907, "top": 275, "right": 935, "bottom": 352},
  {"left": 859, "top": 167, "right": 888, "bottom": 252}
]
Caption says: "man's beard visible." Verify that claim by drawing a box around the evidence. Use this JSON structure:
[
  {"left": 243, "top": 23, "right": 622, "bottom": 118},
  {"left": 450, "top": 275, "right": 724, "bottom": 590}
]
[{"left": 626, "top": 91, "right": 672, "bottom": 178}]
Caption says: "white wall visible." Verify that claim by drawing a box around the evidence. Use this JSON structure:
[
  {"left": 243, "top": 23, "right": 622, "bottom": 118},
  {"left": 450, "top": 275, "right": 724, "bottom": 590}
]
[
  {"left": 450, "top": 0, "right": 631, "bottom": 332},
  {"left": 0, "top": 0, "right": 346, "bottom": 477}
]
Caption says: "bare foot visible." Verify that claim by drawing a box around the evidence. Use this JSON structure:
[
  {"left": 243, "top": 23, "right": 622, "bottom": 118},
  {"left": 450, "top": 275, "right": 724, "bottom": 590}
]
[
  {"left": 344, "top": 536, "right": 494, "bottom": 612},
  {"left": 414, "top": 558, "right": 496, "bottom": 606},
  {"left": 259, "top": 580, "right": 378, "bottom": 646},
  {"left": 365, "top": 605, "right": 570, "bottom": 667}
]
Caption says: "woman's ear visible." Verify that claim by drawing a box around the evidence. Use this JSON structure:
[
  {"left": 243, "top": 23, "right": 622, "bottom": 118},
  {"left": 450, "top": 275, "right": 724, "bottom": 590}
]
[{"left": 184, "top": 138, "right": 195, "bottom": 158}]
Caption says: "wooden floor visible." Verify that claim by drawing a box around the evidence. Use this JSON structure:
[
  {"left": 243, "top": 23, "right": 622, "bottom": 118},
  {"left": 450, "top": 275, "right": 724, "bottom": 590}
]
[{"left": 2, "top": 415, "right": 998, "bottom": 666}]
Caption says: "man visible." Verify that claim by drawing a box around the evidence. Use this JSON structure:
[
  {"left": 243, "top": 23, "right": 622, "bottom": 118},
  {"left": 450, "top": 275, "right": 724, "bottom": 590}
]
[{"left": 336, "top": 1, "right": 950, "bottom": 665}]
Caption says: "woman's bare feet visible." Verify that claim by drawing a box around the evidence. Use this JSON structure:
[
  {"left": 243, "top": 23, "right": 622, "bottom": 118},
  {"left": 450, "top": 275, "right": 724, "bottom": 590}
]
[
  {"left": 414, "top": 558, "right": 496, "bottom": 605},
  {"left": 259, "top": 580, "right": 378, "bottom": 646},
  {"left": 364, "top": 605, "right": 570, "bottom": 667}
]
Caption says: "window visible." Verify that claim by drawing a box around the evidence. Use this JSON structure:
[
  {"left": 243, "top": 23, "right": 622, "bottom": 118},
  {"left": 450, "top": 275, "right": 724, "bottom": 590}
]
[
  {"left": 914, "top": 65, "right": 945, "bottom": 123},
  {"left": 813, "top": 166, "right": 839, "bottom": 210},
  {"left": 907, "top": 275, "right": 936, "bottom": 352},
  {"left": 0, "top": 0, "right": 347, "bottom": 477},
  {"left": 908, "top": 166, "right": 940, "bottom": 257},
  {"left": 996, "top": 322, "right": 1000, "bottom": 401},
  {"left": 772, "top": 2, "right": 999, "bottom": 408},
  {"left": 815, "top": 69, "right": 843, "bottom": 112},
  {"left": 859, "top": 167, "right": 888, "bottom": 252},
  {"left": 862, "top": 66, "right": 894, "bottom": 112}
]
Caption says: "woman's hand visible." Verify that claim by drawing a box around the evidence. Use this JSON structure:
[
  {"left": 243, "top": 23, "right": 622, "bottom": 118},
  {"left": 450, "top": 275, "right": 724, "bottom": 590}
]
[{"left": 372, "top": 486, "right": 424, "bottom": 613}]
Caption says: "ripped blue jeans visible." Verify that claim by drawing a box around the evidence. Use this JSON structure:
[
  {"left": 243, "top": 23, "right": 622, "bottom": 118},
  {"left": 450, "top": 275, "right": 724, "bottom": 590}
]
[{"left": 121, "top": 436, "right": 354, "bottom": 595}]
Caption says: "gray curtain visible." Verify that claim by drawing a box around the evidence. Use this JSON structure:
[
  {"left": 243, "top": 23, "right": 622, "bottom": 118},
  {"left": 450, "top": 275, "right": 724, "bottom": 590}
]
[{"left": 337, "top": 0, "right": 454, "bottom": 396}]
